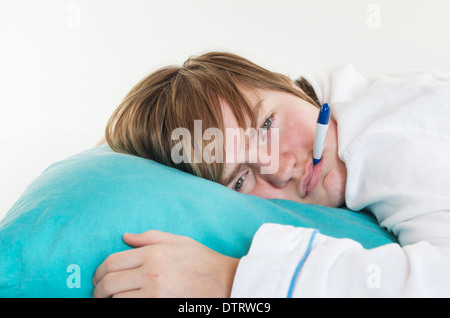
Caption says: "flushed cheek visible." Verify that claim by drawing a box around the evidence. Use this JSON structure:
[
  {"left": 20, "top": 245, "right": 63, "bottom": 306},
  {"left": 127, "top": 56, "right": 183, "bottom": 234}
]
[
  {"left": 282, "top": 121, "right": 315, "bottom": 151},
  {"left": 321, "top": 168, "right": 347, "bottom": 207}
]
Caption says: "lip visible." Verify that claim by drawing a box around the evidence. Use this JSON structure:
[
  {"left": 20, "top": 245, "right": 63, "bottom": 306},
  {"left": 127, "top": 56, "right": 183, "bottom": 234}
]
[{"left": 300, "top": 159, "right": 323, "bottom": 198}]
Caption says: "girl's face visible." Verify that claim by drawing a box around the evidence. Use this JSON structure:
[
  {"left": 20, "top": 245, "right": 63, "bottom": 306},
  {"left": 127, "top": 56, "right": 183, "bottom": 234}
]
[{"left": 220, "top": 86, "right": 347, "bottom": 207}]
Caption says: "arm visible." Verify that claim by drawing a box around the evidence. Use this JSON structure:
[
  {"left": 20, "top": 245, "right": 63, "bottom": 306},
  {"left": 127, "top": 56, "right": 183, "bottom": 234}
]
[
  {"left": 232, "top": 220, "right": 450, "bottom": 297},
  {"left": 93, "top": 230, "right": 239, "bottom": 298}
]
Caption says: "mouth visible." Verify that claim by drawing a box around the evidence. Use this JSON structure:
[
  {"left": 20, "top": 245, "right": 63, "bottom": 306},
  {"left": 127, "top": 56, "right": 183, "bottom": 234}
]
[{"left": 300, "top": 159, "right": 323, "bottom": 198}]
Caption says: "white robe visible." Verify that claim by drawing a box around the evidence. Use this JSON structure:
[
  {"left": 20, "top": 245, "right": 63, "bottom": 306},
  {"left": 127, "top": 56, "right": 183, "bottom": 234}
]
[{"left": 231, "top": 65, "right": 450, "bottom": 297}]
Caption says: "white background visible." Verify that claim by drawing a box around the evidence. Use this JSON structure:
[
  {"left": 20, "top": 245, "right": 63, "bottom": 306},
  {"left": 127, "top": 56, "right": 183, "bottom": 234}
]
[{"left": 1, "top": 0, "right": 450, "bottom": 220}]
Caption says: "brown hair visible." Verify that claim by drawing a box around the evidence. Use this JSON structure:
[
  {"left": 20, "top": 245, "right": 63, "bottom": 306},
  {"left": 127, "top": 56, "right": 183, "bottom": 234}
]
[{"left": 105, "top": 51, "right": 319, "bottom": 183}]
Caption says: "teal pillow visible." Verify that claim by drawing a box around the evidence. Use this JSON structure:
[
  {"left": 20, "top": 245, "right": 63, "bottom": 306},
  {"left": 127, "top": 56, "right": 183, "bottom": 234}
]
[{"left": 0, "top": 144, "right": 397, "bottom": 298}]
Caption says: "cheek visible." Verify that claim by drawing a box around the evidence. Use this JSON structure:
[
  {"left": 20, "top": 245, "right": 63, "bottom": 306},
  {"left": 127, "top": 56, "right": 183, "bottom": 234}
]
[
  {"left": 248, "top": 183, "right": 292, "bottom": 201},
  {"left": 248, "top": 184, "right": 275, "bottom": 200},
  {"left": 282, "top": 118, "right": 315, "bottom": 150},
  {"left": 322, "top": 168, "right": 347, "bottom": 207}
]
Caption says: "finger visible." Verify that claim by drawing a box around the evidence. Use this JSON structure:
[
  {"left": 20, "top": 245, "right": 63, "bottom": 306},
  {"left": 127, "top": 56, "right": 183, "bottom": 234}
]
[
  {"left": 93, "top": 269, "right": 142, "bottom": 298},
  {"left": 93, "top": 248, "right": 144, "bottom": 286},
  {"left": 123, "top": 230, "right": 192, "bottom": 247},
  {"left": 112, "top": 289, "right": 143, "bottom": 298}
]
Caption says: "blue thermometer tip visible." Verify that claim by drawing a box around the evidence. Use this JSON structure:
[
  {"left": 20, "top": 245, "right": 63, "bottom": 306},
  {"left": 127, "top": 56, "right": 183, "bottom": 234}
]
[{"left": 317, "top": 103, "right": 331, "bottom": 125}]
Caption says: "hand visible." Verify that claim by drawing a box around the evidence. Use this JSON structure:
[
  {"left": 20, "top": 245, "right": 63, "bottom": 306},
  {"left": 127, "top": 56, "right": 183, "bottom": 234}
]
[{"left": 92, "top": 230, "right": 239, "bottom": 298}]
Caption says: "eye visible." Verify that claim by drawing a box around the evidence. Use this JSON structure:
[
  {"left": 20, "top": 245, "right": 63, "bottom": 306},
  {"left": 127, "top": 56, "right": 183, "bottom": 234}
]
[
  {"left": 261, "top": 116, "right": 272, "bottom": 130},
  {"left": 234, "top": 172, "right": 248, "bottom": 192}
]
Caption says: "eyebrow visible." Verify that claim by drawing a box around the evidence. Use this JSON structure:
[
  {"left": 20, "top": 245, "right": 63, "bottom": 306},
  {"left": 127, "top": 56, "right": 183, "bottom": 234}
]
[
  {"left": 221, "top": 163, "right": 243, "bottom": 188},
  {"left": 220, "top": 97, "right": 265, "bottom": 187}
]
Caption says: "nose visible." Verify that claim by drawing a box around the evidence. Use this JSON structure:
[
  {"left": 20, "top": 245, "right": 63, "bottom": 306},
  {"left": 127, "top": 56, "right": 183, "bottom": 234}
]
[{"left": 257, "top": 152, "right": 297, "bottom": 188}]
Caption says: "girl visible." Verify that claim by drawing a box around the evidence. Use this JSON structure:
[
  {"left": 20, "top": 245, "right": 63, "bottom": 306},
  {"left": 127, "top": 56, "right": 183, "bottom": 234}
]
[{"left": 93, "top": 52, "right": 450, "bottom": 297}]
